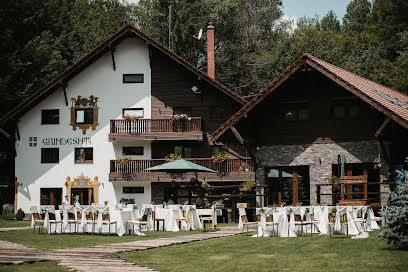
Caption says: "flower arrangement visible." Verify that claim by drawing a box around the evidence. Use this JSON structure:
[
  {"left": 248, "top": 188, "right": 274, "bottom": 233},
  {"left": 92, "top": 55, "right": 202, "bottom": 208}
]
[
  {"left": 239, "top": 178, "right": 256, "bottom": 192},
  {"left": 123, "top": 114, "right": 140, "bottom": 122},
  {"left": 104, "top": 200, "right": 108, "bottom": 206},
  {"left": 201, "top": 181, "right": 211, "bottom": 188},
  {"left": 165, "top": 153, "right": 183, "bottom": 162},
  {"left": 171, "top": 113, "right": 189, "bottom": 121},
  {"left": 118, "top": 157, "right": 131, "bottom": 165},
  {"left": 211, "top": 153, "right": 228, "bottom": 163},
  {"left": 327, "top": 176, "right": 339, "bottom": 185}
]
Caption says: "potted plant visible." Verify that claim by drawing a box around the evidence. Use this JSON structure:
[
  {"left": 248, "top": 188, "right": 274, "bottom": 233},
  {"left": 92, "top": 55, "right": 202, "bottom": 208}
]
[
  {"left": 239, "top": 161, "right": 250, "bottom": 172},
  {"left": 211, "top": 153, "right": 228, "bottom": 172},
  {"left": 104, "top": 200, "right": 108, "bottom": 206},
  {"left": 117, "top": 157, "right": 131, "bottom": 173},
  {"left": 123, "top": 114, "right": 140, "bottom": 122}
]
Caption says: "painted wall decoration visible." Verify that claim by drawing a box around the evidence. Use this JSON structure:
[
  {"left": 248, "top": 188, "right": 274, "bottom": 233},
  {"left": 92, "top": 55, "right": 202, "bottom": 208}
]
[{"left": 69, "top": 95, "right": 99, "bottom": 134}]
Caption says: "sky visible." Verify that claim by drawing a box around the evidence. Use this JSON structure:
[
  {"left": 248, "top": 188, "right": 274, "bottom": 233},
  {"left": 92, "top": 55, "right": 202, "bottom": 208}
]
[{"left": 282, "top": 0, "right": 351, "bottom": 22}]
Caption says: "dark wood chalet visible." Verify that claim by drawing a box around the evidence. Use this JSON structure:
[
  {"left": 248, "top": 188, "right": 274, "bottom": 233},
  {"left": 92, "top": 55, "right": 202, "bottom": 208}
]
[{"left": 212, "top": 54, "right": 408, "bottom": 210}]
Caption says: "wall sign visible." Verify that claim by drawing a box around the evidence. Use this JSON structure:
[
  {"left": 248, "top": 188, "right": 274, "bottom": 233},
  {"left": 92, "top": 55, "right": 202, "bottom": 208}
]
[{"left": 42, "top": 137, "right": 91, "bottom": 146}]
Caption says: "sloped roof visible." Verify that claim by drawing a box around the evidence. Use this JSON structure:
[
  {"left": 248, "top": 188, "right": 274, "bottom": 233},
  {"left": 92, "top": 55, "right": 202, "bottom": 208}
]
[
  {"left": 0, "top": 24, "right": 247, "bottom": 130},
  {"left": 211, "top": 53, "right": 408, "bottom": 141}
]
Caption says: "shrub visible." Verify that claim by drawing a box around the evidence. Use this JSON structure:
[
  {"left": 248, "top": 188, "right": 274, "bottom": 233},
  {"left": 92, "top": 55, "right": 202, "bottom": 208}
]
[
  {"left": 379, "top": 182, "right": 408, "bottom": 249},
  {"left": 1, "top": 204, "right": 14, "bottom": 220},
  {"left": 15, "top": 208, "right": 25, "bottom": 221}
]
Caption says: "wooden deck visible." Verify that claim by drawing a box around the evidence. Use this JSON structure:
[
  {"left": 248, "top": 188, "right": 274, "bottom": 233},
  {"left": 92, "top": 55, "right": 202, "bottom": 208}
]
[{"left": 0, "top": 226, "right": 240, "bottom": 271}]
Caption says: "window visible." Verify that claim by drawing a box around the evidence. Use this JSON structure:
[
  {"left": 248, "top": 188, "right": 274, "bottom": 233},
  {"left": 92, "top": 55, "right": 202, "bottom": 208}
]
[
  {"left": 75, "top": 148, "right": 93, "bottom": 163},
  {"left": 29, "top": 137, "right": 37, "bottom": 147},
  {"left": 123, "top": 187, "right": 144, "bottom": 194},
  {"left": 69, "top": 95, "right": 99, "bottom": 134},
  {"left": 40, "top": 188, "right": 62, "bottom": 208},
  {"left": 122, "top": 108, "right": 144, "bottom": 118},
  {"left": 41, "top": 148, "right": 59, "bottom": 163},
  {"left": 209, "top": 106, "right": 226, "bottom": 120},
  {"left": 175, "top": 145, "right": 192, "bottom": 158},
  {"left": 123, "top": 147, "right": 144, "bottom": 155},
  {"left": 331, "top": 99, "right": 359, "bottom": 119},
  {"left": 123, "top": 74, "right": 144, "bottom": 83},
  {"left": 283, "top": 109, "right": 309, "bottom": 121},
  {"left": 41, "top": 109, "right": 59, "bottom": 124},
  {"left": 173, "top": 107, "right": 192, "bottom": 116},
  {"left": 75, "top": 109, "right": 93, "bottom": 124}
]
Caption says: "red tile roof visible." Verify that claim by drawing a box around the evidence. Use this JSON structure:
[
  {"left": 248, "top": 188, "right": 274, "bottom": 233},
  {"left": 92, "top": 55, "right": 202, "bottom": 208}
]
[
  {"left": 211, "top": 53, "right": 408, "bottom": 141},
  {"left": 0, "top": 24, "right": 247, "bottom": 129}
]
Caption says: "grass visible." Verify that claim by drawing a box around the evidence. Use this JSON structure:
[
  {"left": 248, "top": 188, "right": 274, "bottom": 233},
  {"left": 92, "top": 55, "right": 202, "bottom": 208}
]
[
  {"left": 0, "top": 261, "right": 70, "bottom": 272},
  {"left": 0, "top": 218, "right": 31, "bottom": 228},
  {"left": 118, "top": 231, "right": 408, "bottom": 272},
  {"left": 0, "top": 228, "right": 201, "bottom": 250}
]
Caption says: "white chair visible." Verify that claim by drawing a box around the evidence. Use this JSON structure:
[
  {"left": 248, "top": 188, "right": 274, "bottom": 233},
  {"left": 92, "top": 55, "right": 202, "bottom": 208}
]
[
  {"left": 30, "top": 206, "right": 44, "bottom": 234},
  {"left": 100, "top": 209, "right": 117, "bottom": 235}
]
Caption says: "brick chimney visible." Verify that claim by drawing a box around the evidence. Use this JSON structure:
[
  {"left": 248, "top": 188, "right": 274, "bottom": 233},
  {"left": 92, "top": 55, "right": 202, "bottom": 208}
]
[{"left": 207, "top": 22, "right": 215, "bottom": 79}]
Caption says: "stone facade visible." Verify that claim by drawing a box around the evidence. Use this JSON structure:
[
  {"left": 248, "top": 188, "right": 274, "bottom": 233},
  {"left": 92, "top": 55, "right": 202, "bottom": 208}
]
[{"left": 255, "top": 140, "right": 388, "bottom": 206}]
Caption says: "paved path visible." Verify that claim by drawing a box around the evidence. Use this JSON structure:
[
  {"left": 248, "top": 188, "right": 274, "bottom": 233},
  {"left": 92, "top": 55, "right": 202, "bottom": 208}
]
[
  {"left": 0, "top": 226, "right": 241, "bottom": 271},
  {"left": 0, "top": 226, "right": 32, "bottom": 232}
]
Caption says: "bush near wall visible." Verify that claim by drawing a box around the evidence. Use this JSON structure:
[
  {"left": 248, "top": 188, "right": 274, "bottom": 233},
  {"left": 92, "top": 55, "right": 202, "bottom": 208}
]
[
  {"left": 380, "top": 182, "right": 408, "bottom": 249},
  {"left": 1, "top": 204, "right": 14, "bottom": 220}
]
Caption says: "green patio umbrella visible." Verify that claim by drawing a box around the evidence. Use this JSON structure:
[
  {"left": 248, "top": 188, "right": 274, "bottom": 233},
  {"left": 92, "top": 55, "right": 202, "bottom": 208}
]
[
  {"left": 145, "top": 159, "right": 217, "bottom": 174},
  {"left": 338, "top": 154, "right": 347, "bottom": 177}
]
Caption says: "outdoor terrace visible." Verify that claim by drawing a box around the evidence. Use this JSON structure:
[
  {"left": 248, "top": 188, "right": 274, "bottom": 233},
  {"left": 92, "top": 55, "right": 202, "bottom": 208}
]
[
  {"left": 109, "top": 118, "right": 203, "bottom": 141},
  {"left": 109, "top": 158, "right": 255, "bottom": 182}
]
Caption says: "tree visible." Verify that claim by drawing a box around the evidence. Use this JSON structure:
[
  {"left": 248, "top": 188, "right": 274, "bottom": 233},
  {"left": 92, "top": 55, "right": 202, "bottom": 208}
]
[
  {"left": 380, "top": 182, "right": 408, "bottom": 249},
  {"left": 321, "top": 10, "right": 340, "bottom": 32},
  {"left": 342, "top": 0, "right": 371, "bottom": 33}
]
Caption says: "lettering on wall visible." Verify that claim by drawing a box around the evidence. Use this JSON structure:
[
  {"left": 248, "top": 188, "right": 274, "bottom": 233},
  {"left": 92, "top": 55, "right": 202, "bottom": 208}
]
[{"left": 42, "top": 137, "right": 91, "bottom": 146}]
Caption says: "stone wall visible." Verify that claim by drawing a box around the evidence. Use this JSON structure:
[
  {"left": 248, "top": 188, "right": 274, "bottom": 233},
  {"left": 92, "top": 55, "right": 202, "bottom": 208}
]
[{"left": 255, "top": 140, "right": 385, "bottom": 206}]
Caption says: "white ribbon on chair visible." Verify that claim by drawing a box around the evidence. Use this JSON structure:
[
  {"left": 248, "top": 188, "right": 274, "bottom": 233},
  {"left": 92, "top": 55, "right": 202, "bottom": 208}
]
[
  {"left": 41, "top": 205, "right": 54, "bottom": 229},
  {"left": 238, "top": 208, "right": 246, "bottom": 231}
]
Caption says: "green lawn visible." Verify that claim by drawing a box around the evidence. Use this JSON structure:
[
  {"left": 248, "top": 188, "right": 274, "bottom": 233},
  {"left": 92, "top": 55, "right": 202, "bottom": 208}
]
[
  {"left": 0, "top": 261, "right": 70, "bottom": 272},
  {"left": 0, "top": 218, "right": 31, "bottom": 228},
  {"left": 118, "top": 231, "right": 408, "bottom": 272},
  {"left": 0, "top": 229, "right": 201, "bottom": 250}
]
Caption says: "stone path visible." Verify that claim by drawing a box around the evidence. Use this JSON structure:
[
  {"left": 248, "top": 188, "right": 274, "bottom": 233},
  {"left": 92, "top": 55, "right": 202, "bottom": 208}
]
[{"left": 0, "top": 226, "right": 240, "bottom": 271}]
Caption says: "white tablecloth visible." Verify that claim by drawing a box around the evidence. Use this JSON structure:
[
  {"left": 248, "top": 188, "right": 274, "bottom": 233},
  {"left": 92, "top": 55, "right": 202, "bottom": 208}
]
[{"left": 154, "top": 208, "right": 179, "bottom": 231}]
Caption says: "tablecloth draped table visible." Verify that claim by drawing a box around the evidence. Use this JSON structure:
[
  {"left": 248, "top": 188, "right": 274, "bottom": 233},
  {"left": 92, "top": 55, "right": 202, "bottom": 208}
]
[{"left": 252, "top": 206, "right": 379, "bottom": 238}]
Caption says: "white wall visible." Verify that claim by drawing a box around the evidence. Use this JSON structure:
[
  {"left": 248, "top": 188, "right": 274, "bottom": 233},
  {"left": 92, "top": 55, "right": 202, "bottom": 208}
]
[{"left": 15, "top": 37, "right": 152, "bottom": 212}]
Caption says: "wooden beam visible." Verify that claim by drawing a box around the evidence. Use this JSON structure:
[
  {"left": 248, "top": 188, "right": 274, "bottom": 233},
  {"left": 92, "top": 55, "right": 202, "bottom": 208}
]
[
  {"left": 109, "top": 44, "right": 116, "bottom": 71},
  {"left": 230, "top": 126, "right": 244, "bottom": 144},
  {"left": 375, "top": 116, "right": 391, "bottom": 137},
  {"left": 15, "top": 124, "right": 20, "bottom": 141},
  {"left": 148, "top": 45, "right": 152, "bottom": 69},
  {"left": 61, "top": 81, "right": 68, "bottom": 106},
  {"left": 0, "top": 127, "right": 10, "bottom": 139}
]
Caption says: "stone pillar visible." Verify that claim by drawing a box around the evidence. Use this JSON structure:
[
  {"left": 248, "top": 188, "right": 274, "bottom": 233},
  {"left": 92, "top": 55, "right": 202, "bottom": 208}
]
[{"left": 256, "top": 167, "right": 265, "bottom": 208}]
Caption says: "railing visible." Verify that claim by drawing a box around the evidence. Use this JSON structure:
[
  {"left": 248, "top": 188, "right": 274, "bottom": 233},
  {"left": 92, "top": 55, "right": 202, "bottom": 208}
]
[
  {"left": 110, "top": 118, "right": 202, "bottom": 134},
  {"left": 110, "top": 158, "right": 254, "bottom": 174}
]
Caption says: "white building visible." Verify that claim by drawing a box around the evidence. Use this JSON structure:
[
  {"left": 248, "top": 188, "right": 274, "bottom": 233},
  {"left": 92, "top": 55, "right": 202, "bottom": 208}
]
[{"left": 0, "top": 24, "right": 251, "bottom": 213}]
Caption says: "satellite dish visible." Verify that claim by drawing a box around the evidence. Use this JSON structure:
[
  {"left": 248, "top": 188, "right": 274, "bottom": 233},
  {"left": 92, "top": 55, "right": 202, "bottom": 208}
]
[{"left": 194, "top": 29, "right": 203, "bottom": 40}]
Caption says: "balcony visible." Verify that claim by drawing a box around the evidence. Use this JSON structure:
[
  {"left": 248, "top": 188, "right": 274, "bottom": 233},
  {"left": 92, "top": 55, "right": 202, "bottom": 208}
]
[
  {"left": 109, "top": 118, "right": 203, "bottom": 141},
  {"left": 109, "top": 158, "right": 255, "bottom": 182}
]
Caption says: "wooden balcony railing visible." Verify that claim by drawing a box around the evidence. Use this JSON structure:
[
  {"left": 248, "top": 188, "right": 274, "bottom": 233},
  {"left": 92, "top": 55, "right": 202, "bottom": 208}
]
[
  {"left": 110, "top": 118, "right": 202, "bottom": 134},
  {"left": 110, "top": 158, "right": 254, "bottom": 174}
]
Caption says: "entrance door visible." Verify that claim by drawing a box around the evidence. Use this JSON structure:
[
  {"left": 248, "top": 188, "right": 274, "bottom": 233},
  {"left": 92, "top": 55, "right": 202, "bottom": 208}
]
[
  {"left": 71, "top": 188, "right": 94, "bottom": 205},
  {"left": 266, "top": 166, "right": 310, "bottom": 206}
]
